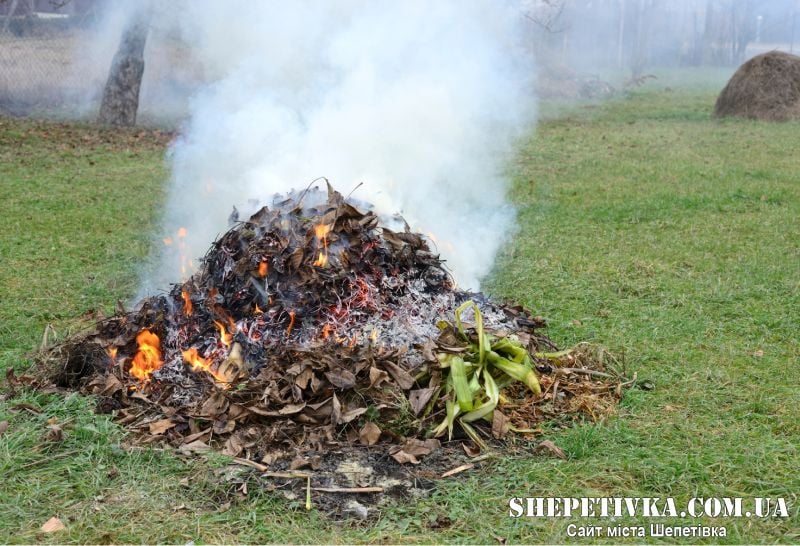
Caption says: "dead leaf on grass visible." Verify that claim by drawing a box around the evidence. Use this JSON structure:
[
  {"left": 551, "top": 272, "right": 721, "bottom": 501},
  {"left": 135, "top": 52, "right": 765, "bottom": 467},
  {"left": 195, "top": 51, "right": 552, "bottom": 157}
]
[
  {"left": 408, "top": 387, "right": 437, "bottom": 416},
  {"left": 182, "top": 428, "right": 211, "bottom": 444},
  {"left": 178, "top": 440, "right": 210, "bottom": 455},
  {"left": 0, "top": 421, "right": 9, "bottom": 436},
  {"left": 359, "top": 422, "right": 381, "bottom": 445},
  {"left": 381, "top": 361, "right": 414, "bottom": 390},
  {"left": 11, "top": 403, "right": 41, "bottom": 415},
  {"left": 40, "top": 517, "right": 66, "bottom": 533},
  {"left": 101, "top": 374, "right": 123, "bottom": 396},
  {"left": 45, "top": 424, "right": 64, "bottom": 443},
  {"left": 391, "top": 450, "right": 421, "bottom": 464},
  {"left": 213, "top": 419, "right": 236, "bottom": 435},
  {"left": 491, "top": 410, "right": 510, "bottom": 439},
  {"left": 391, "top": 438, "right": 440, "bottom": 464},
  {"left": 325, "top": 368, "right": 357, "bottom": 389},
  {"left": 535, "top": 440, "right": 567, "bottom": 460},
  {"left": 368, "top": 366, "right": 389, "bottom": 388},
  {"left": 148, "top": 419, "right": 176, "bottom": 435},
  {"left": 222, "top": 435, "right": 244, "bottom": 457},
  {"left": 463, "top": 443, "right": 481, "bottom": 457}
]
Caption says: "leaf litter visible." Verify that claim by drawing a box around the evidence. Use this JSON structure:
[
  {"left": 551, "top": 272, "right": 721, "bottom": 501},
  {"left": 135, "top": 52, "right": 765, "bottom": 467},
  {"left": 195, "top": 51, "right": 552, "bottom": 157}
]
[{"left": 27, "top": 183, "right": 635, "bottom": 518}]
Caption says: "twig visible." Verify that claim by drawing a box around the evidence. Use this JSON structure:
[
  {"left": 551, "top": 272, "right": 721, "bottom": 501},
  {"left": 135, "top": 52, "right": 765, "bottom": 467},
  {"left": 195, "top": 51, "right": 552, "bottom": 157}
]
[
  {"left": 344, "top": 181, "right": 364, "bottom": 201},
  {"left": 553, "top": 368, "right": 623, "bottom": 381},
  {"left": 619, "top": 371, "right": 638, "bottom": 388},
  {"left": 312, "top": 486, "right": 383, "bottom": 494},
  {"left": 551, "top": 379, "right": 560, "bottom": 410},
  {"left": 232, "top": 457, "right": 268, "bottom": 472},
  {"left": 39, "top": 323, "right": 57, "bottom": 352},
  {"left": 296, "top": 177, "right": 328, "bottom": 209},
  {"left": 261, "top": 470, "right": 311, "bottom": 479},
  {"left": 441, "top": 463, "right": 474, "bottom": 478}
]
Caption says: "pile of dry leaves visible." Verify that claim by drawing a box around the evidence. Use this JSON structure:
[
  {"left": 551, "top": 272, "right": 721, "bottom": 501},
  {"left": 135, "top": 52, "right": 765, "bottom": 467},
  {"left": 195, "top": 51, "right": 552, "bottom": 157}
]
[{"left": 27, "top": 183, "right": 631, "bottom": 512}]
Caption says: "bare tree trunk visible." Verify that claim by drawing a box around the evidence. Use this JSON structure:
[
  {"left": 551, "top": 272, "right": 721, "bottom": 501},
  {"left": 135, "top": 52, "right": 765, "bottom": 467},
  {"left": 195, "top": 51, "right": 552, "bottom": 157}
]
[
  {"left": 97, "top": 7, "right": 151, "bottom": 126},
  {"left": 2, "top": 0, "right": 20, "bottom": 33}
]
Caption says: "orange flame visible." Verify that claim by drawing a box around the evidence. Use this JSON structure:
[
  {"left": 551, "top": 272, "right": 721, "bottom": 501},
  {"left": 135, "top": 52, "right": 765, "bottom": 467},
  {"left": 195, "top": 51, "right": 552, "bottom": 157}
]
[
  {"left": 254, "top": 303, "right": 263, "bottom": 314},
  {"left": 258, "top": 260, "right": 268, "bottom": 278},
  {"left": 107, "top": 346, "right": 118, "bottom": 365},
  {"left": 181, "top": 290, "right": 193, "bottom": 317},
  {"left": 214, "top": 320, "right": 233, "bottom": 347},
  {"left": 370, "top": 329, "right": 379, "bottom": 344},
  {"left": 182, "top": 348, "right": 228, "bottom": 383},
  {"left": 287, "top": 310, "right": 296, "bottom": 336},
  {"left": 162, "top": 236, "right": 173, "bottom": 246},
  {"left": 312, "top": 224, "right": 331, "bottom": 267},
  {"left": 177, "top": 227, "right": 188, "bottom": 238},
  {"left": 130, "top": 330, "right": 163, "bottom": 381},
  {"left": 322, "top": 323, "right": 333, "bottom": 339}
]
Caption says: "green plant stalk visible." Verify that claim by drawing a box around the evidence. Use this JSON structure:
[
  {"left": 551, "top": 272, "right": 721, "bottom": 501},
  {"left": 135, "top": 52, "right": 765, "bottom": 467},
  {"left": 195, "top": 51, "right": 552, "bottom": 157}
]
[
  {"left": 449, "top": 355, "right": 474, "bottom": 412},
  {"left": 461, "top": 371, "right": 499, "bottom": 423},
  {"left": 487, "top": 351, "right": 542, "bottom": 395}
]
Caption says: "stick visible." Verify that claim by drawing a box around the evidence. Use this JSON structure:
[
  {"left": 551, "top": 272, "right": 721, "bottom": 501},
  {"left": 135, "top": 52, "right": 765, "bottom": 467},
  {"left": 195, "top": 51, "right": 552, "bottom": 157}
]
[
  {"left": 312, "top": 486, "right": 384, "bottom": 494},
  {"left": 261, "top": 471, "right": 311, "bottom": 479},
  {"left": 441, "top": 463, "right": 474, "bottom": 478},
  {"left": 232, "top": 457, "right": 269, "bottom": 472},
  {"left": 296, "top": 177, "right": 328, "bottom": 208},
  {"left": 553, "top": 368, "right": 620, "bottom": 380}
]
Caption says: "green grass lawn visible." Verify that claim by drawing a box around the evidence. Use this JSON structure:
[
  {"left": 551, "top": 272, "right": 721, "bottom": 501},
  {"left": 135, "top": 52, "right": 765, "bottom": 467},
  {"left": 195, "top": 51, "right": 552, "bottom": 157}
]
[{"left": 1, "top": 88, "right": 798, "bottom": 544}]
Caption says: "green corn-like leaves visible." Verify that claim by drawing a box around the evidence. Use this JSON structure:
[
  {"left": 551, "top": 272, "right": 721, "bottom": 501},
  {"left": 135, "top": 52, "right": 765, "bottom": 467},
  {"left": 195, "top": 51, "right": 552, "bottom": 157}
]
[
  {"left": 433, "top": 300, "right": 545, "bottom": 443},
  {"left": 461, "top": 370, "right": 499, "bottom": 423},
  {"left": 487, "top": 351, "right": 542, "bottom": 396},
  {"left": 449, "top": 356, "right": 474, "bottom": 412}
]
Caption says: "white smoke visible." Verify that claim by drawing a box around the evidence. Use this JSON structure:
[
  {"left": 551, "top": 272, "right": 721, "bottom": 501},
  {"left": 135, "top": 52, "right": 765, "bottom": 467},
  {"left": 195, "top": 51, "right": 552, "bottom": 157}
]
[{"left": 139, "top": 0, "right": 536, "bottom": 295}]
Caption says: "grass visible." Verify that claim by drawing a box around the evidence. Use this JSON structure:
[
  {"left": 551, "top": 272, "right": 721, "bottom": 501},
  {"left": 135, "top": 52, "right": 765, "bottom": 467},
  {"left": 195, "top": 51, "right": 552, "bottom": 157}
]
[{"left": 1, "top": 87, "right": 799, "bottom": 543}]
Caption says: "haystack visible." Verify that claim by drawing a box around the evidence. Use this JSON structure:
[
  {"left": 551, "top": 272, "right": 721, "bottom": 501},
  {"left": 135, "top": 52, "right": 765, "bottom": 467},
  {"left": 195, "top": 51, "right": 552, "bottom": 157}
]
[{"left": 714, "top": 51, "right": 800, "bottom": 121}]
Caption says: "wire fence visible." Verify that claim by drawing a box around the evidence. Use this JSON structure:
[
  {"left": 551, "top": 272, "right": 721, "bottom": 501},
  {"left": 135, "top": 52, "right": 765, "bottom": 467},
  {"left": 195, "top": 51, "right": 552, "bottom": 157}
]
[
  {"left": 0, "top": 6, "right": 201, "bottom": 124},
  {"left": 0, "top": 15, "right": 85, "bottom": 116}
]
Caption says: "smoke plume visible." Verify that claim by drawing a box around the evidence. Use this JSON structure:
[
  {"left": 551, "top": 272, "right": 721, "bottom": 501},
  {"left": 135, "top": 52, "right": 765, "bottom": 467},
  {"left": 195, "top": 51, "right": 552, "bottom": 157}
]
[{"left": 138, "top": 0, "right": 535, "bottom": 295}]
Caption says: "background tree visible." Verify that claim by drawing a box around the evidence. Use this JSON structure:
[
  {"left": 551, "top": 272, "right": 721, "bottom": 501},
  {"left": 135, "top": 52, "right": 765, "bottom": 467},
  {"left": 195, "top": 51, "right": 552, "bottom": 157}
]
[{"left": 97, "top": 4, "right": 151, "bottom": 126}]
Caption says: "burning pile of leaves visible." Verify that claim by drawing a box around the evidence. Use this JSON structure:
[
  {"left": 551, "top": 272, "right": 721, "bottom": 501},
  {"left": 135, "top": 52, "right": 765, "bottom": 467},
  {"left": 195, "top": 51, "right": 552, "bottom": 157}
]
[{"left": 31, "top": 183, "right": 630, "bottom": 506}]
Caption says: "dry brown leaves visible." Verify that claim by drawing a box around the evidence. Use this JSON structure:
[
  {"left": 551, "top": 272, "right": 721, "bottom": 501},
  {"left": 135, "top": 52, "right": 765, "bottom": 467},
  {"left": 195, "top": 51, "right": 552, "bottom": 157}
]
[
  {"left": 40, "top": 517, "right": 66, "bottom": 533},
  {"left": 27, "top": 185, "right": 629, "bottom": 473}
]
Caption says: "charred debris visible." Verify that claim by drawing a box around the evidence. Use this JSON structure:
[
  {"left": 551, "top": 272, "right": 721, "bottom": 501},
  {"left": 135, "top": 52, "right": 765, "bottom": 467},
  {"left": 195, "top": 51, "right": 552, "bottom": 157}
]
[{"left": 26, "top": 183, "right": 632, "bottom": 510}]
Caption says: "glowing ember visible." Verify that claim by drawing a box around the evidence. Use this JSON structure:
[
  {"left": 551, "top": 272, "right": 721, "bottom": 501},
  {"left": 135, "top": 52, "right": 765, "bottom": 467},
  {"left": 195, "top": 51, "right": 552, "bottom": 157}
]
[
  {"left": 254, "top": 303, "right": 264, "bottom": 314},
  {"left": 258, "top": 260, "right": 268, "bottom": 278},
  {"left": 182, "top": 348, "right": 228, "bottom": 383},
  {"left": 322, "top": 323, "right": 333, "bottom": 339},
  {"left": 287, "top": 310, "right": 296, "bottom": 336},
  {"left": 214, "top": 320, "right": 233, "bottom": 347},
  {"left": 181, "top": 290, "right": 193, "bottom": 316},
  {"left": 312, "top": 223, "right": 331, "bottom": 267},
  {"left": 130, "top": 330, "right": 162, "bottom": 381}
]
